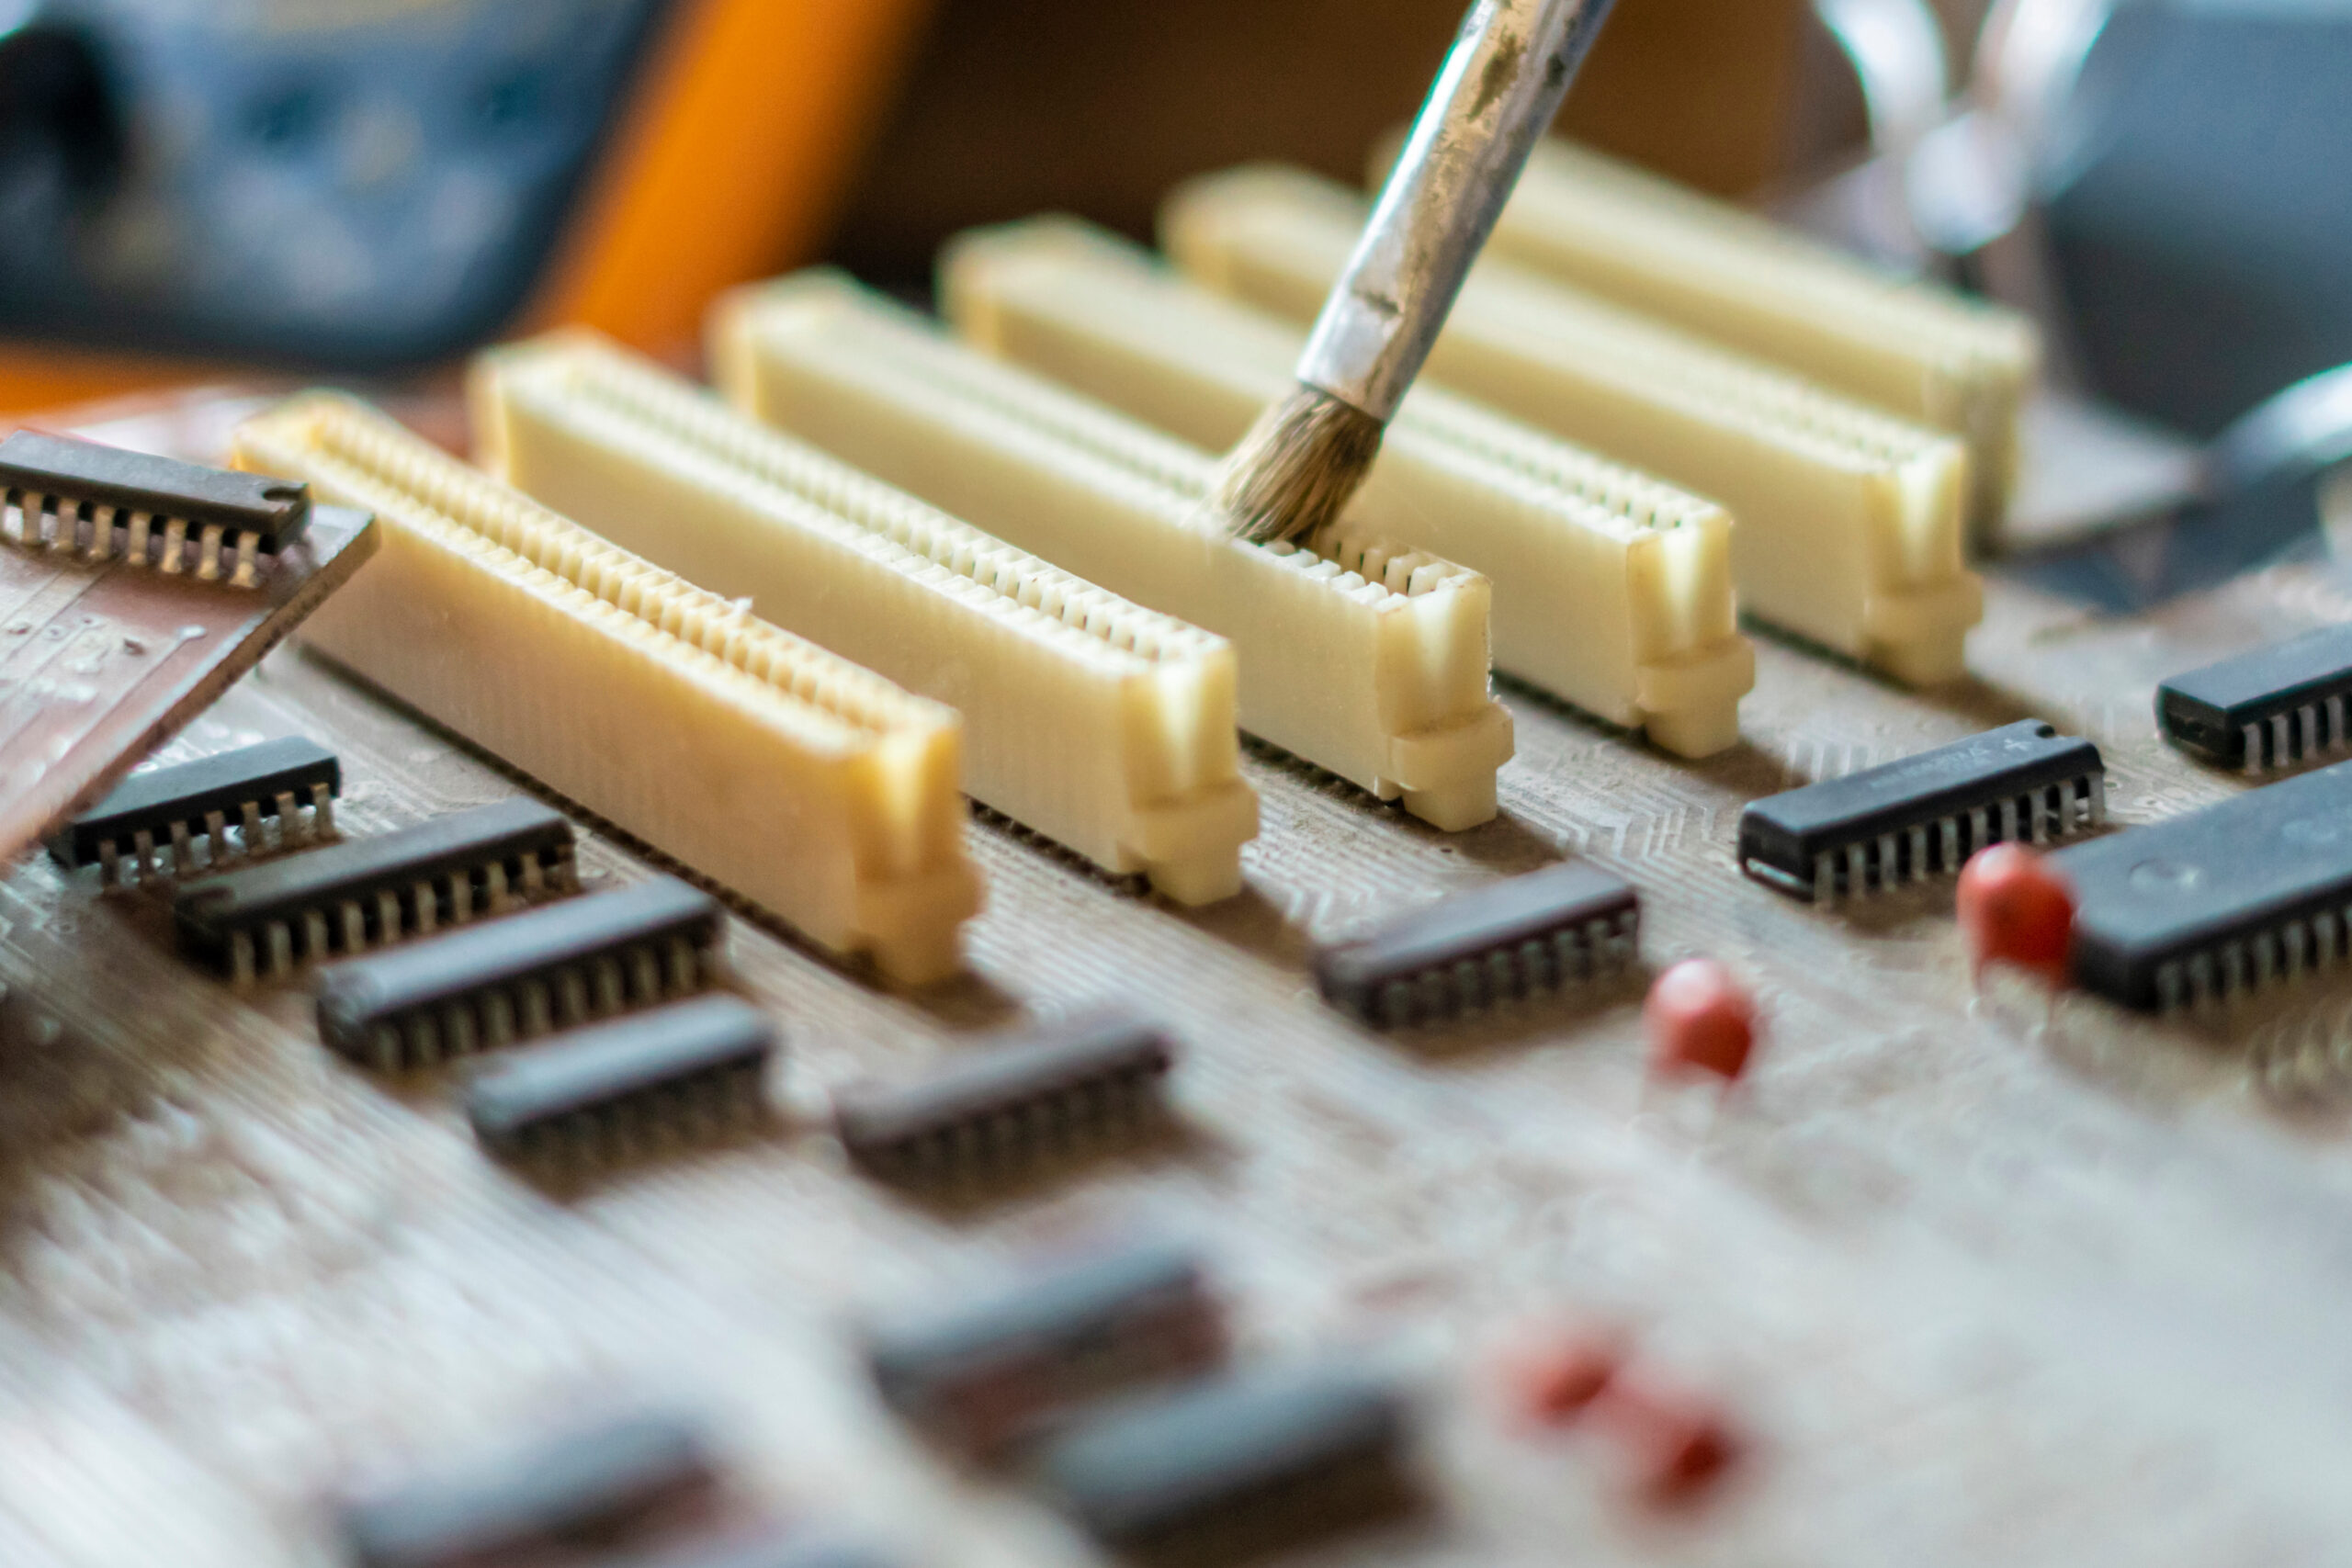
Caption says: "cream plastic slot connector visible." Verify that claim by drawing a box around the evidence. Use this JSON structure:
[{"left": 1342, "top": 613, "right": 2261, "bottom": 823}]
[
  {"left": 1464, "top": 138, "right": 2041, "bottom": 542},
  {"left": 1161, "top": 166, "right": 1984, "bottom": 688},
  {"left": 232, "top": 393, "right": 982, "bottom": 987},
  {"left": 470, "top": 331, "right": 1259, "bottom": 906},
  {"left": 941, "top": 216, "right": 1754, "bottom": 759},
  {"left": 712, "top": 272, "right": 1515, "bottom": 831}
]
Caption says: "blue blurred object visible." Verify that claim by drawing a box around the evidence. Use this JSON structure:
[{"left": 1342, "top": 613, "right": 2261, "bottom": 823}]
[
  {"left": 2044, "top": 1, "right": 2352, "bottom": 438},
  {"left": 0, "top": 0, "right": 668, "bottom": 370}
]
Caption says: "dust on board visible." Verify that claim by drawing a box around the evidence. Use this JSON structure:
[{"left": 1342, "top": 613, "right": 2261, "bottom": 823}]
[{"left": 6, "top": 400, "right": 2352, "bottom": 1566}]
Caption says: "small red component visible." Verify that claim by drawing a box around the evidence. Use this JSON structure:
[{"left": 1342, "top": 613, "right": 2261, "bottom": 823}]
[
  {"left": 1643, "top": 960, "right": 1758, "bottom": 1083},
  {"left": 1956, "top": 843, "right": 2076, "bottom": 983},
  {"left": 1591, "top": 1376, "right": 1742, "bottom": 1506},
  {"left": 1505, "top": 1334, "right": 1623, "bottom": 1428}
]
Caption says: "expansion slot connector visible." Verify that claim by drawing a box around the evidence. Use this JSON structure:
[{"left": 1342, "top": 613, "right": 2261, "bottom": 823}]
[
  {"left": 1465, "top": 138, "right": 2040, "bottom": 541},
  {"left": 232, "top": 394, "right": 980, "bottom": 987},
  {"left": 1161, "top": 166, "right": 1983, "bottom": 687},
  {"left": 470, "top": 331, "right": 1258, "bottom": 906},
  {"left": 942, "top": 217, "right": 1752, "bottom": 758},
  {"left": 713, "top": 273, "right": 1514, "bottom": 831}
]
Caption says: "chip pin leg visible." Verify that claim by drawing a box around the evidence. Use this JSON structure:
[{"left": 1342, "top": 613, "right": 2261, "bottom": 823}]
[
  {"left": 1907, "top": 825, "right": 1929, "bottom": 881},
  {"left": 1876, "top": 832, "right": 1898, "bottom": 888},
  {"left": 2333, "top": 694, "right": 2348, "bottom": 750},
  {"left": 202, "top": 809, "right": 227, "bottom": 864},
  {"left": 45, "top": 499, "right": 74, "bottom": 553},
  {"left": 310, "top": 781, "right": 334, "bottom": 836},
  {"left": 1844, "top": 842, "right": 1868, "bottom": 899},
  {"left": 448, "top": 872, "right": 473, "bottom": 922},
  {"left": 271, "top": 791, "right": 298, "bottom": 842},
  {"left": 18, "top": 492, "right": 46, "bottom": 546},
  {"left": 302, "top": 908, "right": 332, "bottom": 958},
  {"left": 2243, "top": 723, "right": 2265, "bottom": 774},
  {"left": 2274, "top": 713, "right": 2294, "bottom": 769},
  {"left": 484, "top": 862, "right": 511, "bottom": 912},
  {"left": 339, "top": 900, "right": 368, "bottom": 953},
  {"left": 376, "top": 889, "right": 402, "bottom": 940},
  {"left": 230, "top": 529, "right": 262, "bottom": 587},
  {"left": 160, "top": 516, "right": 187, "bottom": 573},
  {"left": 130, "top": 828, "right": 155, "bottom": 876},
  {"left": 84, "top": 504, "right": 113, "bottom": 562},
  {"left": 1810, "top": 855, "right": 1832, "bottom": 902},
  {"left": 2285, "top": 921, "right": 2308, "bottom": 977},
  {"left": 189, "top": 522, "right": 220, "bottom": 582},
  {"left": 241, "top": 798, "right": 265, "bottom": 850},
  {"left": 2222, "top": 942, "right": 2248, "bottom": 999},
  {"left": 125, "top": 509, "right": 152, "bottom": 564},
  {"left": 520, "top": 855, "right": 546, "bottom": 896},
  {"left": 168, "top": 820, "right": 195, "bottom": 874},
  {"left": 2303, "top": 705, "right": 2322, "bottom": 760},
  {"left": 229, "top": 931, "right": 256, "bottom": 986},
  {"left": 266, "top": 922, "right": 294, "bottom": 976},
  {"left": 96, "top": 839, "right": 119, "bottom": 885},
  {"left": 411, "top": 881, "right": 436, "bottom": 935},
  {"left": 2156, "top": 962, "right": 2185, "bottom": 1012}
]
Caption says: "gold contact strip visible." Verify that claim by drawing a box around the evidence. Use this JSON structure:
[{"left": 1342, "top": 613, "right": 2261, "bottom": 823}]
[
  {"left": 1463, "top": 138, "right": 2040, "bottom": 541},
  {"left": 232, "top": 393, "right": 981, "bottom": 987},
  {"left": 1160, "top": 165, "right": 1984, "bottom": 688},
  {"left": 941, "top": 216, "right": 1754, "bottom": 759},
  {"left": 713, "top": 272, "right": 1515, "bottom": 832},
  {"left": 470, "top": 331, "right": 1259, "bottom": 906}
]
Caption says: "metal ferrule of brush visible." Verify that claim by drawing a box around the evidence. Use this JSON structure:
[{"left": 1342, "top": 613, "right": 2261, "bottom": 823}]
[{"left": 1295, "top": 0, "right": 1617, "bottom": 422}]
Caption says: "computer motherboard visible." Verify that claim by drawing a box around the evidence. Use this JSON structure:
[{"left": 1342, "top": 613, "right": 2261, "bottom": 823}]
[{"left": 6, "top": 375, "right": 2352, "bottom": 1568}]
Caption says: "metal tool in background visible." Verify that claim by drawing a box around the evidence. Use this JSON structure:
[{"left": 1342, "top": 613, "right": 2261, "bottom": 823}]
[{"left": 1796, "top": 0, "right": 2352, "bottom": 608}]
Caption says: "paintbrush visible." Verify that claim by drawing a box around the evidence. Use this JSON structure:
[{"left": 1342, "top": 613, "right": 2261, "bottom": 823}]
[{"left": 1211, "top": 0, "right": 1620, "bottom": 545}]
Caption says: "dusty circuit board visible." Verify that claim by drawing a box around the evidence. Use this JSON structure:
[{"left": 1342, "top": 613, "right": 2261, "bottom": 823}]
[{"left": 7, "top": 401, "right": 2352, "bottom": 1568}]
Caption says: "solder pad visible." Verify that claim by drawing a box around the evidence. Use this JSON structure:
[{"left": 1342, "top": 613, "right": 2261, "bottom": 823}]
[{"left": 6, "top": 398, "right": 2352, "bottom": 1568}]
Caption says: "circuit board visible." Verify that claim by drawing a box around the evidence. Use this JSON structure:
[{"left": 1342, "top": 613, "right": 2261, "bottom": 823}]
[{"left": 6, "top": 401, "right": 2352, "bottom": 1568}]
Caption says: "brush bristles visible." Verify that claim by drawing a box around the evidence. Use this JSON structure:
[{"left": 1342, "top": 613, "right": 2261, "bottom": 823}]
[{"left": 1210, "top": 387, "right": 1385, "bottom": 547}]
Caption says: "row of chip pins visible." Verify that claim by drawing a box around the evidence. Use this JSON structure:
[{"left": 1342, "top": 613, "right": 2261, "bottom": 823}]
[
  {"left": 95, "top": 784, "right": 339, "bottom": 886},
  {"left": 2244, "top": 696, "right": 2352, "bottom": 773}
]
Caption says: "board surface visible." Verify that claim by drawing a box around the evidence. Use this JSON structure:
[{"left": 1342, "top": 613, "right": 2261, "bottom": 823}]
[{"left": 6, "top": 407, "right": 2352, "bottom": 1567}]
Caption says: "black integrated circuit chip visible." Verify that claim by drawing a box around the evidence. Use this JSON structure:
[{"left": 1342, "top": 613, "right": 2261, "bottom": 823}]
[
  {"left": 339, "top": 1410, "right": 717, "bottom": 1568},
  {"left": 1039, "top": 1364, "right": 1411, "bottom": 1559},
  {"left": 1739, "top": 720, "right": 2105, "bottom": 902},
  {"left": 47, "top": 736, "right": 339, "bottom": 883},
  {"left": 1312, "top": 860, "right": 1639, "bottom": 1027},
  {"left": 0, "top": 428, "right": 311, "bottom": 583},
  {"left": 832, "top": 1010, "right": 1175, "bottom": 1183},
  {"left": 2157, "top": 623, "right": 2352, "bottom": 773},
  {"left": 465, "top": 994, "right": 775, "bottom": 1162},
  {"left": 866, "top": 1241, "right": 1226, "bottom": 1460},
  {"left": 317, "top": 875, "right": 724, "bottom": 1069},
  {"left": 173, "top": 797, "right": 577, "bottom": 981},
  {"left": 2054, "top": 758, "right": 2352, "bottom": 1010}
]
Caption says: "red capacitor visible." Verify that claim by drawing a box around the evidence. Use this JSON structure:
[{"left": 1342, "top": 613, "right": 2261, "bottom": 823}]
[
  {"left": 1591, "top": 1375, "right": 1742, "bottom": 1506},
  {"left": 1643, "top": 959, "right": 1758, "bottom": 1083},
  {"left": 1956, "top": 843, "right": 2075, "bottom": 983},
  {"left": 1504, "top": 1332, "right": 1623, "bottom": 1429}
]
